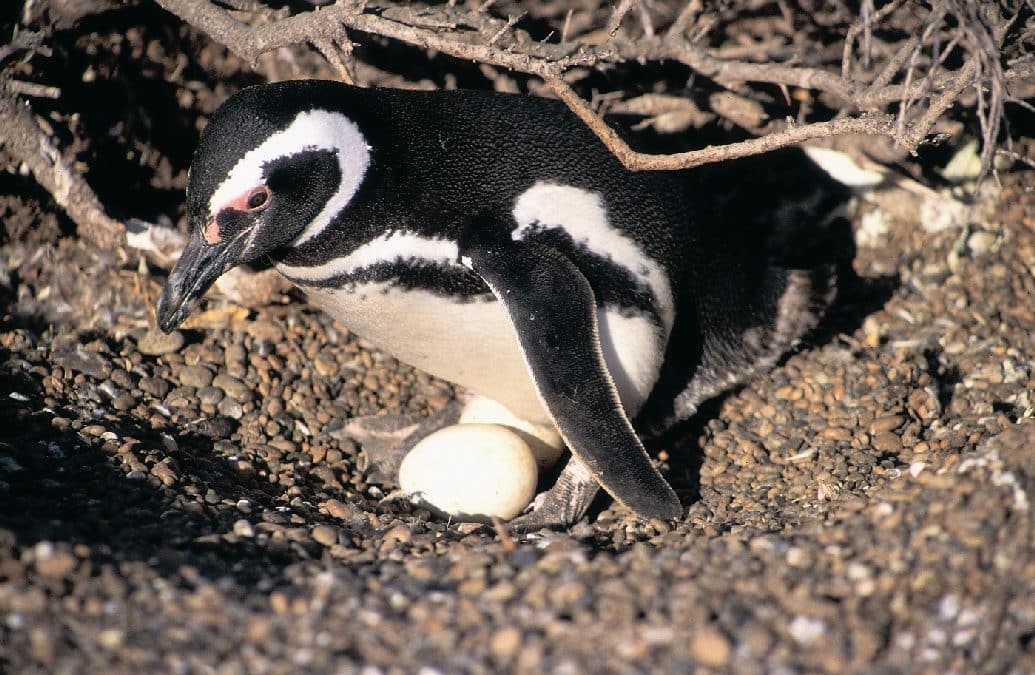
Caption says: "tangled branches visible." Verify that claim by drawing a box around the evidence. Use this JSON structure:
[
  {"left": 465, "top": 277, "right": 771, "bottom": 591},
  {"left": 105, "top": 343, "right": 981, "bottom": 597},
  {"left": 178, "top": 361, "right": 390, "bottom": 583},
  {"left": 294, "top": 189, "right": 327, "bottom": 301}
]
[
  {"left": 151, "top": 0, "right": 1034, "bottom": 172},
  {"left": 1, "top": 0, "right": 1033, "bottom": 250}
]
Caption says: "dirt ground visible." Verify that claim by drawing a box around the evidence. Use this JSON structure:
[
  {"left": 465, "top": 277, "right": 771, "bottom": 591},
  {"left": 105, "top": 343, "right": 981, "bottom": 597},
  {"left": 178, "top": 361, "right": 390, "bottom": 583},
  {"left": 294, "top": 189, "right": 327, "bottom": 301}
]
[{"left": 2, "top": 5, "right": 1035, "bottom": 674}]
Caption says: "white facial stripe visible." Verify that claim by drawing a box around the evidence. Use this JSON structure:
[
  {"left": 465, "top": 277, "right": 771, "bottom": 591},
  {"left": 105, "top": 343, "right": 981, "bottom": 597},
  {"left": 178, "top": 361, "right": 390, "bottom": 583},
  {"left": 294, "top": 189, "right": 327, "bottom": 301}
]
[
  {"left": 209, "top": 109, "right": 370, "bottom": 249},
  {"left": 511, "top": 182, "right": 675, "bottom": 336},
  {"left": 277, "top": 231, "right": 459, "bottom": 282}
]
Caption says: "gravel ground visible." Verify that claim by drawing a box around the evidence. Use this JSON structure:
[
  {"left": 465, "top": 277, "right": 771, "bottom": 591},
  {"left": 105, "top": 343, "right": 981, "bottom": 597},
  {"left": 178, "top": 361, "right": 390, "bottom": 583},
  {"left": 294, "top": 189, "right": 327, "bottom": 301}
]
[
  {"left": 3, "top": 11, "right": 1035, "bottom": 674},
  {"left": 2, "top": 170, "right": 1034, "bottom": 674}
]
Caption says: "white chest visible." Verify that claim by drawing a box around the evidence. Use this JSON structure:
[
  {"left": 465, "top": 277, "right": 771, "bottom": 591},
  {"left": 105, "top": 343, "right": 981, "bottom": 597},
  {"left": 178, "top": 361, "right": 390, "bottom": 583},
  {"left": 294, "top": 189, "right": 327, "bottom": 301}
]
[{"left": 295, "top": 282, "right": 664, "bottom": 425}]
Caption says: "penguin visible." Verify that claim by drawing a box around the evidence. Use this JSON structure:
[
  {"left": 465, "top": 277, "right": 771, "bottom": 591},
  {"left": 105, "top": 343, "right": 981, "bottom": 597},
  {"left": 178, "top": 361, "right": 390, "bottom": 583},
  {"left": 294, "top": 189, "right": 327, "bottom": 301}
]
[{"left": 157, "top": 79, "right": 840, "bottom": 530}]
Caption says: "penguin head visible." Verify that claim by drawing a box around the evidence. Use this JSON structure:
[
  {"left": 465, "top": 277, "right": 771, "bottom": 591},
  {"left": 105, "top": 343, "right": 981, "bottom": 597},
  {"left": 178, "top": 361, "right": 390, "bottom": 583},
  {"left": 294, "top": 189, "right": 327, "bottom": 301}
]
[{"left": 157, "top": 81, "right": 371, "bottom": 332}]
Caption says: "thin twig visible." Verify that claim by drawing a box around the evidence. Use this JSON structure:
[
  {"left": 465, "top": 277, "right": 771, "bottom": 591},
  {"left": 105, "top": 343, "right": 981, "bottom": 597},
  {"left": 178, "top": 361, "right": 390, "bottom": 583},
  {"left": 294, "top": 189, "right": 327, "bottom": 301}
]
[
  {"left": 605, "top": 0, "right": 639, "bottom": 37},
  {"left": 0, "top": 90, "right": 123, "bottom": 250},
  {"left": 547, "top": 78, "right": 904, "bottom": 171},
  {"left": 313, "top": 37, "right": 355, "bottom": 84},
  {"left": 5, "top": 80, "right": 61, "bottom": 98},
  {"left": 842, "top": 0, "right": 904, "bottom": 80}
]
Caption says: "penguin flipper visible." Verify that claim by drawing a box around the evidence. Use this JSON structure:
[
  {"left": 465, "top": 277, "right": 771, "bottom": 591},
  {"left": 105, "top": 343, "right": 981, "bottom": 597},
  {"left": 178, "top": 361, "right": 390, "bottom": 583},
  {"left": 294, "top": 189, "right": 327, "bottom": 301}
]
[{"left": 460, "top": 236, "right": 681, "bottom": 524}]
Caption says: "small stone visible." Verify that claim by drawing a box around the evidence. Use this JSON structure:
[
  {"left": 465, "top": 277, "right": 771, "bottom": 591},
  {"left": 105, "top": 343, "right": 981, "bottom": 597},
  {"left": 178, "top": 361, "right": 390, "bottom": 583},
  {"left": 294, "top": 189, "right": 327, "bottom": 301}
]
[
  {"left": 269, "top": 591, "right": 289, "bottom": 615},
  {"left": 323, "top": 499, "right": 359, "bottom": 521},
  {"left": 313, "top": 353, "right": 338, "bottom": 378},
  {"left": 139, "top": 377, "right": 170, "bottom": 399},
  {"left": 151, "top": 462, "right": 178, "bottom": 486},
  {"left": 244, "top": 320, "right": 284, "bottom": 343},
  {"left": 34, "top": 545, "right": 76, "bottom": 578},
  {"left": 690, "top": 627, "right": 731, "bottom": 667},
  {"left": 871, "top": 415, "right": 906, "bottom": 434},
  {"left": 383, "top": 524, "right": 412, "bottom": 545},
  {"left": 217, "top": 398, "right": 244, "bottom": 420},
  {"left": 109, "top": 368, "right": 134, "bottom": 389},
  {"left": 233, "top": 520, "right": 255, "bottom": 537},
  {"left": 789, "top": 616, "right": 825, "bottom": 646},
  {"left": 55, "top": 350, "right": 111, "bottom": 380},
  {"left": 198, "top": 386, "right": 224, "bottom": 405},
  {"left": 820, "top": 427, "right": 852, "bottom": 441},
  {"left": 490, "top": 627, "right": 522, "bottom": 659},
  {"left": 967, "top": 230, "right": 997, "bottom": 256},
  {"left": 97, "top": 629, "right": 124, "bottom": 650},
  {"left": 112, "top": 393, "right": 137, "bottom": 411},
  {"left": 872, "top": 431, "right": 902, "bottom": 453},
  {"left": 311, "top": 524, "right": 339, "bottom": 546},
  {"left": 193, "top": 417, "right": 237, "bottom": 439},
  {"left": 137, "top": 329, "right": 184, "bottom": 356},
  {"left": 179, "top": 365, "right": 214, "bottom": 388},
  {"left": 213, "top": 373, "right": 252, "bottom": 402}
]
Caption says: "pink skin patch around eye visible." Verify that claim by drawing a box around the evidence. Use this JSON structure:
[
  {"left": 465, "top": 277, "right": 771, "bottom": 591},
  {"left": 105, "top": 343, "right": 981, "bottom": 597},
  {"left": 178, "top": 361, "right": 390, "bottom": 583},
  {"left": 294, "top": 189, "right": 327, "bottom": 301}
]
[{"left": 203, "top": 186, "right": 269, "bottom": 245}]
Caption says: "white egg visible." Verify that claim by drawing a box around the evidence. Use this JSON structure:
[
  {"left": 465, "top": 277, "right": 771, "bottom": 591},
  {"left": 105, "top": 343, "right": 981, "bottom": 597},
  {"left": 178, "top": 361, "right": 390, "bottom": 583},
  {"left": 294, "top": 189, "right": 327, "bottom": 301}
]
[
  {"left": 458, "top": 395, "right": 565, "bottom": 470},
  {"left": 398, "top": 423, "right": 539, "bottom": 521}
]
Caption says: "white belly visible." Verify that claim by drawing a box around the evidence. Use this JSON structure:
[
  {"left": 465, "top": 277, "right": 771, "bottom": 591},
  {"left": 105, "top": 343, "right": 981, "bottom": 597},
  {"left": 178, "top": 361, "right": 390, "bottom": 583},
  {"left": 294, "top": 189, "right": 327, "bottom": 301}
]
[{"left": 296, "top": 282, "right": 664, "bottom": 425}]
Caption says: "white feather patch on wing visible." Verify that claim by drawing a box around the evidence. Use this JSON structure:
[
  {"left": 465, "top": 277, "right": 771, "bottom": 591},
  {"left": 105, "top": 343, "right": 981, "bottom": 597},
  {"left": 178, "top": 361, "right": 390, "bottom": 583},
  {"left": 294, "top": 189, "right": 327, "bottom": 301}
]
[
  {"left": 209, "top": 109, "right": 371, "bottom": 250},
  {"left": 510, "top": 182, "right": 675, "bottom": 336},
  {"left": 277, "top": 231, "right": 459, "bottom": 282}
]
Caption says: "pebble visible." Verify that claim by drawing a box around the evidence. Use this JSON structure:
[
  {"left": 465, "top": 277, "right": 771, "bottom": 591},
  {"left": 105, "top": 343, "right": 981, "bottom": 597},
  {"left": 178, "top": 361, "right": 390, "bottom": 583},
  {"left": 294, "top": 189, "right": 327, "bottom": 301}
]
[
  {"left": 112, "top": 393, "right": 136, "bottom": 411},
  {"left": 788, "top": 616, "right": 826, "bottom": 646},
  {"left": 217, "top": 398, "right": 244, "bottom": 420},
  {"left": 137, "top": 330, "right": 184, "bottom": 356},
  {"left": 54, "top": 350, "right": 110, "bottom": 380},
  {"left": 198, "top": 386, "right": 224, "bottom": 405},
  {"left": 323, "top": 499, "right": 360, "bottom": 521},
  {"left": 313, "top": 353, "right": 338, "bottom": 378},
  {"left": 689, "top": 627, "right": 732, "bottom": 667},
  {"left": 872, "top": 431, "right": 902, "bottom": 453},
  {"left": 193, "top": 417, "right": 236, "bottom": 439},
  {"left": 871, "top": 415, "right": 906, "bottom": 434},
  {"left": 139, "top": 377, "right": 170, "bottom": 399},
  {"left": 311, "top": 524, "right": 339, "bottom": 546},
  {"left": 233, "top": 520, "right": 255, "bottom": 537},
  {"left": 179, "top": 365, "right": 214, "bottom": 388},
  {"left": 490, "top": 627, "right": 522, "bottom": 659},
  {"left": 213, "top": 374, "right": 252, "bottom": 402},
  {"left": 33, "top": 546, "right": 76, "bottom": 578}
]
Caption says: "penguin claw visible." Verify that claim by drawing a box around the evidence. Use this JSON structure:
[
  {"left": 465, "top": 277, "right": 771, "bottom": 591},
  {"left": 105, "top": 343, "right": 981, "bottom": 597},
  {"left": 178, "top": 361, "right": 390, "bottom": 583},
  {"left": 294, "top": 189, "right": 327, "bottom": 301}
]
[
  {"left": 329, "top": 401, "right": 463, "bottom": 484},
  {"left": 507, "top": 458, "right": 601, "bottom": 533}
]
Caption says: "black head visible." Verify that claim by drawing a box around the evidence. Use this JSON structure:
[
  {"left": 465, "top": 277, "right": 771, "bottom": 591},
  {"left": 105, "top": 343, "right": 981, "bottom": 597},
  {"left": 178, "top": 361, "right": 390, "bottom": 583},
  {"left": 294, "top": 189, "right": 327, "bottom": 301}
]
[{"left": 157, "top": 80, "right": 371, "bottom": 332}]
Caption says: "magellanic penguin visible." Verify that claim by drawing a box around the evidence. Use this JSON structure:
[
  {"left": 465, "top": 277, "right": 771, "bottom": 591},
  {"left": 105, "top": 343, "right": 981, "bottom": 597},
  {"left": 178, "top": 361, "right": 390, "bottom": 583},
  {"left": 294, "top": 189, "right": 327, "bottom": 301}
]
[{"left": 157, "top": 80, "right": 838, "bottom": 530}]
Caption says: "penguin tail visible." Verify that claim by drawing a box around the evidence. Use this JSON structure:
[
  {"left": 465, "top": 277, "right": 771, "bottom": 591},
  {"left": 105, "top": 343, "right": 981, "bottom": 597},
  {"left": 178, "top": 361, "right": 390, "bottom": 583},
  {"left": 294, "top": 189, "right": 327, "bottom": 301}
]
[{"left": 644, "top": 262, "right": 837, "bottom": 435}]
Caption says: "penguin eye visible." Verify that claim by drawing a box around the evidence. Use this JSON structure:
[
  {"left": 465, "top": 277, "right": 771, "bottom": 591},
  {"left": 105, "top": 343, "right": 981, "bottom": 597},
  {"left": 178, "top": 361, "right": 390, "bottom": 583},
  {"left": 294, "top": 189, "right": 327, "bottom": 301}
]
[{"left": 245, "top": 186, "right": 270, "bottom": 211}]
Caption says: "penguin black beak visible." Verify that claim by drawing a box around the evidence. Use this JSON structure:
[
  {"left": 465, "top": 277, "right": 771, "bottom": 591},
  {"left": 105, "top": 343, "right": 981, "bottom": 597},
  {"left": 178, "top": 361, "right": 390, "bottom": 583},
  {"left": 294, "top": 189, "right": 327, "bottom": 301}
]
[{"left": 156, "top": 228, "right": 244, "bottom": 333}]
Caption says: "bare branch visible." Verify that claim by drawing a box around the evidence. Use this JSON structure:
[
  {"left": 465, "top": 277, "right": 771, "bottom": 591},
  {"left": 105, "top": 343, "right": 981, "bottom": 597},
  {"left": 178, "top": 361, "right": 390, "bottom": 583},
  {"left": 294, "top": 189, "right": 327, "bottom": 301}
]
[
  {"left": 153, "top": 0, "right": 1015, "bottom": 111},
  {"left": 547, "top": 78, "right": 903, "bottom": 171},
  {"left": 0, "top": 90, "right": 123, "bottom": 250}
]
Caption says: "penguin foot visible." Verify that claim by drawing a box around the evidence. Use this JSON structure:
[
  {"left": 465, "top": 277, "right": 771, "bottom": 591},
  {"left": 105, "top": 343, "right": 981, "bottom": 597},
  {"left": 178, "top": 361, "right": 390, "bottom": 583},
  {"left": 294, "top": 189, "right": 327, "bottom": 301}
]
[
  {"left": 508, "top": 458, "right": 601, "bottom": 533},
  {"left": 330, "top": 401, "right": 463, "bottom": 484}
]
